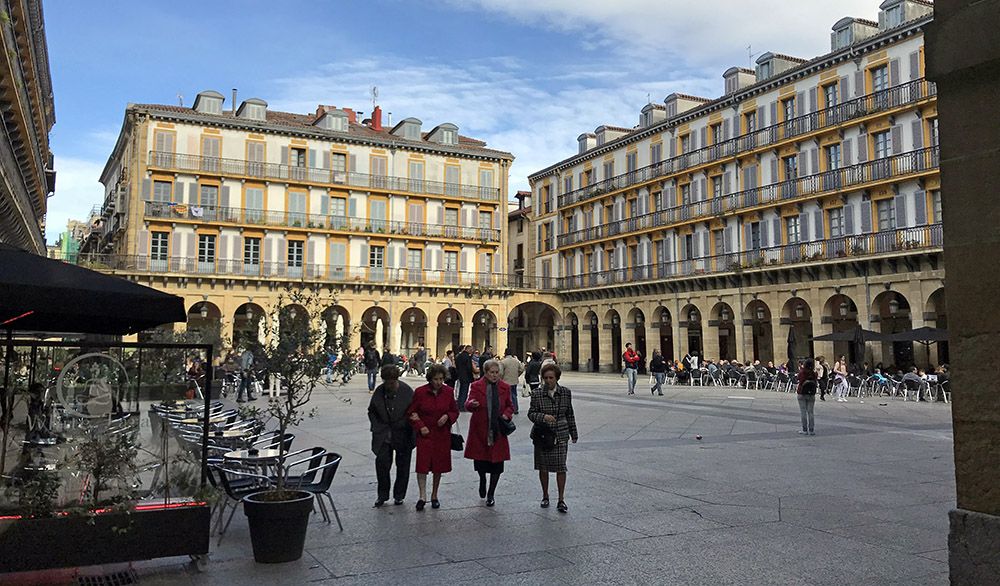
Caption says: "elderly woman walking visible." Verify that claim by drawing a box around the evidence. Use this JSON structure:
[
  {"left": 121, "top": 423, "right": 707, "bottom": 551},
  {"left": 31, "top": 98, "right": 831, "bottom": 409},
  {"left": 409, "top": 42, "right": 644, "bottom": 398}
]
[
  {"left": 464, "top": 359, "right": 514, "bottom": 506},
  {"left": 528, "top": 363, "right": 579, "bottom": 513},
  {"left": 407, "top": 364, "right": 459, "bottom": 510}
]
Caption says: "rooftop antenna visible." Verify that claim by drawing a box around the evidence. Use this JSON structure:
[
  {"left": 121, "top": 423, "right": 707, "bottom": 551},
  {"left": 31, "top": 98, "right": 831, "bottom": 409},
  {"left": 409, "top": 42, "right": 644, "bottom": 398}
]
[
  {"left": 177, "top": 92, "right": 184, "bottom": 106},
  {"left": 646, "top": 92, "right": 651, "bottom": 105},
  {"left": 747, "top": 44, "right": 761, "bottom": 69},
  {"left": 371, "top": 86, "right": 379, "bottom": 112}
]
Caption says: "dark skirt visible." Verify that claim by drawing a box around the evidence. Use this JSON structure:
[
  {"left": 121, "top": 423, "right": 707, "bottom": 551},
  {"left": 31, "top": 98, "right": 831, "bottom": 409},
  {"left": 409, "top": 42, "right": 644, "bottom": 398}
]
[
  {"left": 534, "top": 439, "right": 569, "bottom": 472},
  {"left": 473, "top": 459, "right": 504, "bottom": 474}
]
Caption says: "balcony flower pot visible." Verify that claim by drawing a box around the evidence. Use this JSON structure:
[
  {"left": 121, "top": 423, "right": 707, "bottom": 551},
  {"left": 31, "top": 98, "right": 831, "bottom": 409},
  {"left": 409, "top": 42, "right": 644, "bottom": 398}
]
[{"left": 243, "top": 489, "right": 314, "bottom": 563}]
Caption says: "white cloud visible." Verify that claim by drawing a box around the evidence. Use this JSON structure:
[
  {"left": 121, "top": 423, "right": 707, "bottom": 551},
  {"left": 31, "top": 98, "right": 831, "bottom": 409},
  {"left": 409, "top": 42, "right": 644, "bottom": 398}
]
[
  {"left": 45, "top": 156, "right": 105, "bottom": 244},
  {"left": 455, "top": 0, "right": 882, "bottom": 68}
]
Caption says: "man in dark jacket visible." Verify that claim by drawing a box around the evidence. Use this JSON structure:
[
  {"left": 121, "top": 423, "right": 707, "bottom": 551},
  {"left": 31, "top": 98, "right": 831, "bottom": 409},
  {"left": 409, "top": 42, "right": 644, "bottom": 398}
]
[
  {"left": 368, "top": 366, "right": 415, "bottom": 507},
  {"left": 364, "top": 342, "right": 381, "bottom": 393},
  {"left": 455, "top": 345, "right": 474, "bottom": 411}
]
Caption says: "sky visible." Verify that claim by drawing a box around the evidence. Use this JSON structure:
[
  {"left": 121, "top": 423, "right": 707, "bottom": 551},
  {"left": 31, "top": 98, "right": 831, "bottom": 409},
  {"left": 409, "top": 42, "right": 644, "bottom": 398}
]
[{"left": 44, "top": 0, "right": 883, "bottom": 243}]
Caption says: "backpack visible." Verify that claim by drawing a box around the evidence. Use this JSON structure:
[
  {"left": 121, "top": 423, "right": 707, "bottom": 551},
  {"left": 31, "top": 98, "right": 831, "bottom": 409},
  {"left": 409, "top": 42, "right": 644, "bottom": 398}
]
[{"left": 802, "top": 379, "right": 817, "bottom": 396}]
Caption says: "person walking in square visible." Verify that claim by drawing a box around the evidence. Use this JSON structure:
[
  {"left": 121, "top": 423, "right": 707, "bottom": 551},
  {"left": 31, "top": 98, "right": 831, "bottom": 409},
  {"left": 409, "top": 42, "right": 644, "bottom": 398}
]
[
  {"left": 455, "top": 345, "right": 474, "bottom": 411},
  {"left": 464, "top": 359, "right": 513, "bottom": 507},
  {"left": 407, "top": 364, "right": 458, "bottom": 511},
  {"left": 797, "top": 358, "right": 818, "bottom": 436},
  {"left": 649, "top": 349, "right": 667, "bottom": 396},
  {"left": 364, "top": 342, "right": 381, "bottom": 393},
  {"left": 368, "top": 366, "right": 415, "bottom": 507},
  {"left": 528, "top": 363, "right": 579, "bottom": 513},
  {"left": 622, "top": 343, "right": 641, "bottom": 395},
  {"left": 500, "top": 348, "right": 524, "bottom": 414}
]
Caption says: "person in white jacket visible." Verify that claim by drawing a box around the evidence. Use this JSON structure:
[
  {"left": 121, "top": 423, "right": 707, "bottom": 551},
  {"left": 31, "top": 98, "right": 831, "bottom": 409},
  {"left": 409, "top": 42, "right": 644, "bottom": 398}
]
[{"left": 500, "top": 348, "right": 525, "bottom": 414}]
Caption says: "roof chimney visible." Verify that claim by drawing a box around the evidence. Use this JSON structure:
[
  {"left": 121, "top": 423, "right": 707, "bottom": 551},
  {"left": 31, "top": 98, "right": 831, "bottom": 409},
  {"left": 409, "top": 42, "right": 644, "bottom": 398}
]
[
  {"left": 342, "top": 108, "right": 357, "bottom": 124},
  {"left": 372, "top": 106, "right": 383, "bottom": 131},
  {"left": 232, "top": 88, "right": 237, "bottom": 117}
]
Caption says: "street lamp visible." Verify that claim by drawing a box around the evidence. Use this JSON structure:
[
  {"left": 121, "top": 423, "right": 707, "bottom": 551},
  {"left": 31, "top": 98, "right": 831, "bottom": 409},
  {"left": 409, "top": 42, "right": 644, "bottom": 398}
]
[
  {"left": 756, "top": 307, "right": 765, "bottom": 321},
  {"left": 445, "top": 314, "right": 453, "bottom": 324},
  {"left": 199, "top": 304, "right": 208, "bottom": 319},
  {"left": 888, "top": 299, "right": 899, "bottom": 315},
  {"left": 571, "top": 317, "right": 578, "bottom": 327},
  {"left": 612, "top": 315, "right": 620, "bottom": 326},
  {"left": 689, "top": 309, "right": 699, "bottom": 323},
  {"left": 636, "top": 314, "right": 644, "bottom": 324},
  {"left": 591, "top": 315, "right": 598, "bottom": 326},
  {"left": 839, "top": 301, "right": 849, "bottom": 317},
  {"left": 795, "top": 304, "right": 805, "bottom": 319},
  {"left": 721, "top": 308, "right": 731, "bottom": 322},
  {"left": 289, "top": 308, "right": 297, "bottom": 320},
  {"left": 245, "top": 306, "right": 253, "bottom": 320},
  {"left": 409, "top": 314, "right": 416, "bottom": 324}
]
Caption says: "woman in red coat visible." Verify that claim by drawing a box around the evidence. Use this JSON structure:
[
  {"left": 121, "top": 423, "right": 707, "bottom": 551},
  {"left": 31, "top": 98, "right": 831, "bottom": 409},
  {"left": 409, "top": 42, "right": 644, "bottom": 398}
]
[
  {"left": 407, "top": 364, "right": 459, "bottom": 510},
  {"left": 464, "top": 358, "right": 514, "bottom": 506}
]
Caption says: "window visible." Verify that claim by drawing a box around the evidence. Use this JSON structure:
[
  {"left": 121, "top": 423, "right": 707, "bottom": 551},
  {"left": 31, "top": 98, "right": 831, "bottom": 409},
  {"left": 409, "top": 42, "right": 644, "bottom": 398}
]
[
  {"left": 876, "top": 199, "right": 895, "bottom": 231},
  {"left": 288, "top": 192, "right": 307, "bottom": 226},
  {"left": 290, "top": 147, "right": 306, "bottom": 167},
  {"left": 444, "top": 250, "right": 458, "bottom": 272},
  {"left": 288, "top": 240, "right": 304, "bottom": 276},
  {"left": 628, "top": 199, "right": 637, "bottom": 217},
  {"left": 151, "top": 232, "right": 169, "bottom": 260},
  {"left": 782, "top": 97, "right": 796, "bottom": 122},
  {"left": 931, "top": 190, "right": 942, "bottom": 223},
  {"left": 154, "top": 131, "right": 175, "bottom": 154},
  {"left": 823, "top": 83, "right": 839, "bottom": 108},
  {"left": 199, "top": 185, "right": 218, "bottom": 214},
  {"left": 407, "top": 248, "right": 422, "bottom": 273},
  {"left": 683, "top": 234, "right": 694, "bottom": 259},
  {"left": 408, "top": 160, "right": 425, "bottom": 192},
  {"left": 680, "top": 134, "right": 691, "bottom": 154},
  {"left": 750, "top": 222, "right": 762, "bottom": 250},
  {"left": 441, "top": 129, "right": 456, "bottom": 144},
  {"left": 244, "top": 237, "right": 261, "bottom": 266},
  {"left": 200, "top": 136, "right": 220, "bottom": 172},
  {"left": 711, "top": 123, "right": 723, "bottom": 144},
  {"left": 653, "top": 191, "right": 662, "bottom": 210},
  {"left": 713, "top": 229, "right": 725, "bottom": 256},
  {"left": 929, "top": 118, "right": 939, "bottom": 147},
  {"left": 786, "top": 215, "right": 800, "bottom": 244},
  {"left": 757, "top": 61, "right": 772, "bottom": 79},
  {"left": 445, "top": 165, "right": 460, "bottom": 196},
  {"left": 564, "top": 176, "right": 573, "bottom": 194},
  {"left": 681, "top": 183, "right": 692, "bottom": 205},
  {"left": 885, "top": 5, "right": 902, "bottom": 28},
  {"left": 834, "top": 27, "right": 851, "bottom": 49},
  {"left": 479, "top": 168, "right": 494, "bottom": 189},
  {"left": 245, "top": 187, "right": 264, "bottom": 223},
  {"left": 745, "top": 111, "right": 757, "bottom": 133},
  {"left": 829, "top": 207, "right": 845, "bottom": 238},
  {"left": 541, "top": 185, "right": 552, "bottom": 214},
  {"left": 626, "top": 152, "right": 637, "bottom": 174},
  {"left": 602, "top": 161, "right": 614, "bottom": 180},
  {"left": 371, "top": 156, "right": 388, "bottom": 178},
  {"left": 331, "top": 153, "right": 346, "bottom": 173},
  {"left": 369, "top": 245, "right": 384, "bottom": 268},
  {"left": 872, "top": 65, "right": 889, "bottom": 92},
  {"left": 247, "top": 142, "right": 265, "bottom": 177},
  {"left": 712, "top": 176, "right": 723, "bottom": 198},
  {"left": 479, "top": 210, "right": 492, "bottom": 229},
  {"left": 152, "top": 180, "right": 172, "bottom": 202},
  {"left": 330, "top": 197, "right": 346, "bottom": 219},
  {"left": 197, "top": 234, "right": 216, "bottom": 272},
  {"left": 783, "top": 155, "right": 798, "bottom": 180},
  {"left": 825, "top": 144, "right": 841, "bottom": 170},
  {"left": 873, "top": 130, "right": 892, "bottom": 159},
  {"left": 445, "top": 207, "right": 458, "bottom": 226},
  {"left": 583, "top": 169, "right": 594, "bottom": 186},
  {"left": 650, "top": 143, "right": 662, "bottom": 164}
]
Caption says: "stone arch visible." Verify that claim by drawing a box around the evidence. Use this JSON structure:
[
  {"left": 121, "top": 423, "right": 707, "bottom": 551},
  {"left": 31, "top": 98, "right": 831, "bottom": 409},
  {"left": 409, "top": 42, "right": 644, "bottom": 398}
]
[
  {"left": 400, "top": 307, "right": 428, "bottom": 358},
  {"left": 360, "top": 305, "right": 391, "bottom": 351},
  {"left": 604, "top": 308, "right": 623, "bottom": 372},
  {"left": 471, "top": 308, "right": 498, "bottom": 354},
  {"left": 925, "top": 288, "right": 949, "bottom": 366},
  {"left": 187, "top": 301, "right": 223, "bottom": 349},
  {"left": 233, "top": 302, "right": 266, "bottom": 350},
  {"left": 710, "top": 302, "right": 737, "bottom": 361},
  {"left": 745, "top": 299, "right": 774, "bottom": 363},
  {"left": 507, "top": 301, "right": 559, "bottom": 359},
  {"left": 321, "top": 305, "right": 351, "bottom": 349},
  {"left": 564, "top": 311, "right": 581, "bottom": 371},
  {"left": 436, "top": 308, "right": 463, "bottom": 355},
  {"left": 652, "top": 306, "right": 674, "bottom": 361},
  {"left": 626, "top": 307, "right": 648, "bottom": 372},
  {"left": 584, "top": 310, "right": 600, "bottom": 372},
  {"left": 871, "top": 290, "right": 914, "bottom": 370},
  {"left": 781, "top": 297, "right": 813, "bottom": 364},
  {"left": 821, "top": 293, "right": 860, "bottom": 366}
]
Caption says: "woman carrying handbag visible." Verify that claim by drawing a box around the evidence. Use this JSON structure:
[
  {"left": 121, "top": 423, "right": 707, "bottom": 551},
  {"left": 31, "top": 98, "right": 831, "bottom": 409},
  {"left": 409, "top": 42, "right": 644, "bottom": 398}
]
[
  {"left": 407, "top": 364, "right": 459, "bottom": 510},
  {"left": 463, "top": 359, "right": 514, "bottom": 507},
  {"left": 528, "top": 362, "right": 579, "bottom": 513}
]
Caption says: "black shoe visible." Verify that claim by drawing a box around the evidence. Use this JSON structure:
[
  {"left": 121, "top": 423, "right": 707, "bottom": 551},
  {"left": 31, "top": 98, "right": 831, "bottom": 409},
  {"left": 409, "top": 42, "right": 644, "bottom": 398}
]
[
  {"left": 394, "top": 498, "right": 404, "bottom": 505},
  {"left": 658, "top": 392, "right": 664, "bottom": 396},
  {"left": 540, "top": 497, "right": 549, "bottom": 508},
  {"left": 415, "top": 500, "right": 425, "bottom": 511},
  {"left": 486, "top": 497, "right": 495, "bottom": 507},
  {"left": 373, "top": 499, "right": 386, "bottom": 508},
  {"left": 431, "top": 499, "right": 440, "bottom": 509},
  {"left": 479, "top": 482, "right": 487, "bottom": 499},
  {"left": 557, "top": 500, "right": 568, "bottom": 513},
  {"left": 820, "top": 395, "right": 826, "bottom": 401}
]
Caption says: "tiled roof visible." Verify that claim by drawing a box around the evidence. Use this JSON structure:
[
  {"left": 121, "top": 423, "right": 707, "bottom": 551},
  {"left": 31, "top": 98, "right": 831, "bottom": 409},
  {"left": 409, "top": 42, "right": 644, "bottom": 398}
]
[
  {"left": 768, "top": 53, "right": 809, "bottom": 64},
  {"left": 130, "top": 103, "right": 512, "bottom": 160},
  {"left": 855, "top": 18, "right": 879, "bottom": 27},
  {"left": 669, "top": 93, "right": 712, "bottom": 102}
]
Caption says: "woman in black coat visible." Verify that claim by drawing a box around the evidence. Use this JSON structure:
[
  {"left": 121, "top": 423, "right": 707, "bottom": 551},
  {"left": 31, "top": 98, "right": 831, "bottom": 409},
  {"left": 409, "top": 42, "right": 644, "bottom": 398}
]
[{"left": 649, "top": 350, "right": 667, "bottom": 396}]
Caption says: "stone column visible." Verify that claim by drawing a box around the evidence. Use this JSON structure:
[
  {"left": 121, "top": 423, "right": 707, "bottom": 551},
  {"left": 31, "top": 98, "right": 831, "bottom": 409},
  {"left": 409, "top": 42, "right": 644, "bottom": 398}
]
[
  {"left": 425, "top": 319, "right": 439, "bottom": 361},
  {"left": 579, "top": 323, "right": 594, "bottom": 372},
  {"left": 703, "top": 323, "right": 721, "bottom": 362},
  {"left": 927, "top": 5, "right": 1000, "bottom": 582},
  {"left": 597, "top": 323, "right": 614, "bottom": 372},
  {"left": 553, "top": 327, "right": 570, "bottom": 370}
]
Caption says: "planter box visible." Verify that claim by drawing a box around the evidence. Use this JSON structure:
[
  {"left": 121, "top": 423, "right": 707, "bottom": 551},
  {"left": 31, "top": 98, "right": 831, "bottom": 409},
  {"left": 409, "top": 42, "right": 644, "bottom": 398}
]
[{"left": 0, "top": 502, "right": 210, "bottom": 573}]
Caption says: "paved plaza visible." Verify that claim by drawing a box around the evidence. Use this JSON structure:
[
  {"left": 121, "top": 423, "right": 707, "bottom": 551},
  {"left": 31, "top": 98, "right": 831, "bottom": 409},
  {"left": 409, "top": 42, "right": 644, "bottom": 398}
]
[{"left": 136, "top": 373, "right": 955, "bottom": 585}]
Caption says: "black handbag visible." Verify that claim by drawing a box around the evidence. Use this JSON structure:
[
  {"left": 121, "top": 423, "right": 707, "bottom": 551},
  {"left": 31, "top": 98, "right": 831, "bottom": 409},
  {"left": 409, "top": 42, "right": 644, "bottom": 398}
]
[
  {"left": 451, "top": 418, "right": 464, "bottom": 451},
  {"left": 530, "top": 422, "right": 557, "bottom": 450},
  {"left": 498, "top": 416, "right": 516, "bottom": 436}
]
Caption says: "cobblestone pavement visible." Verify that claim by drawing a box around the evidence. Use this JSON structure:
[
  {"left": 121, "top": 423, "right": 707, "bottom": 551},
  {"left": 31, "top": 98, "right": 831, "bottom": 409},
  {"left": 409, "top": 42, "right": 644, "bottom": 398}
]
[{"left": 134, "top": 372, "right": 955, "bottom": 585}]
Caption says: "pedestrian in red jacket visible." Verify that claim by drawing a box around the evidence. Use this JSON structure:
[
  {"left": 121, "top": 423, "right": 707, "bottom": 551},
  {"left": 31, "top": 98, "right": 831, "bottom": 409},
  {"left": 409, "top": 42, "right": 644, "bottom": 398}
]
[
  {"left": 407, "top": 364, "right": 459, "bottom": 511},
  {"left": 464, "top": 359, "right": 514, "bottom": 506}
]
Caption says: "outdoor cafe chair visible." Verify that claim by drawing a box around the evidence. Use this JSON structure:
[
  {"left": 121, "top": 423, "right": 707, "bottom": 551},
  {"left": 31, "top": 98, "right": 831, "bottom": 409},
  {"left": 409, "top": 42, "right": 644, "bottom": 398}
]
[
  {"left": 290, "top": 452, "right": 343, "bottom": 530},
  {"left": 213, "top": 465, "right": 273, "bottom": 543},
  {"left": 276, "top": 447, "right": 327, "bottom": 489}
]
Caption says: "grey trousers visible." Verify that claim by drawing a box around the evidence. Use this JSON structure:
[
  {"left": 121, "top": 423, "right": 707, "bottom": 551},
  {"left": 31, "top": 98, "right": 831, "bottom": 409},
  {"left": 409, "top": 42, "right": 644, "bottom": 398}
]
[{"left": 797, "top": 394, "right": 815, "bottom": 432}]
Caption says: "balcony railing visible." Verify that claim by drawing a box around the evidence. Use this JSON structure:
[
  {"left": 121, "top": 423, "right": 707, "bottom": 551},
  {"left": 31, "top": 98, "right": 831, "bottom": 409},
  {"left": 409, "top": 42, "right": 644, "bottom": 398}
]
[
  {"left": 558, "top": 146, "right": 939, "bottom": 248},
  {"left": 143, "top": 201, "right": 501, "bottom": 243},
  {"left": 513, "top": 258, "right": 525, "bottom": 270},
  {"left": 51, "top": 253, "right": 558, "bottom": 290},
  {"left": 557, "top": 78, "right": 937, "bottom": 208},
  {"left": 147, "top": 151, "right": 501, "bottom": 202},
  {"left": 558, "top": 224, "right": 943, "bottom": 290}
]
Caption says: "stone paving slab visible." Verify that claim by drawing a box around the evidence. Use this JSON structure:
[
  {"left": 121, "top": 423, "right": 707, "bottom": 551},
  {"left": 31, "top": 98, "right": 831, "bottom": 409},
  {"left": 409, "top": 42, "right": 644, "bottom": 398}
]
[{"left": 59, "top": 372, "right": 956, "bottom": 585}]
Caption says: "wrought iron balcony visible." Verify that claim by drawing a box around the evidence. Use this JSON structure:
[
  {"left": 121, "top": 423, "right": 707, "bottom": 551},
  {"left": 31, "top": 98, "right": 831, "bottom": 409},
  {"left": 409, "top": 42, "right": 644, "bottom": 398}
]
[
  {"left": 49, "top": 253, "right": 559, "bottom": 291},
  {"left": 558, "top": 224, "right": 943, "bottom": 290},
  {"left": 143, "top": 201, "right": 502, "bottom": 243},
  {"left": 557, "top": 78, "right": 937, "bottom": 209},
  {"left": 558, "top": 146, "right": 939, "bottom": 248},
  {"left": 513, "top": 258, "right": 525, "bottom": 271},
  {"left": 147, "top": 151, "right": 501, "bottom": 202}
]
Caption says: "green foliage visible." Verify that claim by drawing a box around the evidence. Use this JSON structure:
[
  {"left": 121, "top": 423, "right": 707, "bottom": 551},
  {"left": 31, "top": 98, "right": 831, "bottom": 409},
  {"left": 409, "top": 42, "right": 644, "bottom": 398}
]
[
  {"left": 76, "top": 425, "right": 140, "bottom": 507},
  {"left": 1, "top": 470, "right": 61, "bottom": 518}
]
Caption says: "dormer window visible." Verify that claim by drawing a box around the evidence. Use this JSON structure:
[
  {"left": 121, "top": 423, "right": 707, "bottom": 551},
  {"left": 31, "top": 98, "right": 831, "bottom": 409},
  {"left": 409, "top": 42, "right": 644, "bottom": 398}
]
[
  {"left": 442, "top": 129, "right": 456, "bottom": 144},
  {"left": 192, "top": 90, "right": 224, "bottom": 115},
  {"left": 316, "top": 110, "right": 348, "bottom": 132},
  {"left": 756, "top": 61, "right": 772, "bottom": 80},
  {"left": 885, "top": 5, "right": 902, "bottom": 27},
  {"left": 834, "top": 27, "right": 852, "bottom": 49},
  {"left": 391, "top": 117, "right": 423, "bottom": 141},
  {"left": 426, "top": 123, "right": 459, "bottom": 145},
  {"left": 236, "top": 98, "right": 267, "bottom": 121}
]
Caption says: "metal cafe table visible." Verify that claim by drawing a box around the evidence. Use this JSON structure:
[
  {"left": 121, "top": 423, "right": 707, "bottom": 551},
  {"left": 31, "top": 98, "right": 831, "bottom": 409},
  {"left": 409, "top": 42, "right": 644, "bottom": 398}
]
[{"left": 223, "top": 448, "right": 282, "bottom": 477}]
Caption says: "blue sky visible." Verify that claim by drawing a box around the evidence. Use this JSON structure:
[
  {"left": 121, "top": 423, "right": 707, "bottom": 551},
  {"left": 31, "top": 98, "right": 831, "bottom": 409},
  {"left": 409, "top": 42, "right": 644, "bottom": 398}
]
[{"left": 44, "top": 0, "right": 880, "bottom": 243}]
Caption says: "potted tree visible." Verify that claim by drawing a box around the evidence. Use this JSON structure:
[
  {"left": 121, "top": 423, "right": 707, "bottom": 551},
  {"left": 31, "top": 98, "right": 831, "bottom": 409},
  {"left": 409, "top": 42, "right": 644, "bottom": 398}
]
[{"left": 240, "top": 287, "right": 332, "bottom": 563}]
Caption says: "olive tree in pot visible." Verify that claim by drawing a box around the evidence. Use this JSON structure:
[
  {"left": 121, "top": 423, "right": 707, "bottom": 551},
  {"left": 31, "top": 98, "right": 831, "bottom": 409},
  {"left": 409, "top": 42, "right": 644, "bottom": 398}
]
[{"left": 241, "top": 288, "right": 332, "bottom": 563}]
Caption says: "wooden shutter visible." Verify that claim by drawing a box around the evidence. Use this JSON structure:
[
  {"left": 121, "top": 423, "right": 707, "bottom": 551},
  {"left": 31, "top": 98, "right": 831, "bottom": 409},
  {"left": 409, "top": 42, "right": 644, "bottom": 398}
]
[
  {"left": 437, "top": 206, "right": 445, "bottom": 224},
  {"left": 909, "top": 51, "right": 921, "bottom": 81},
  {"left": 894, "top": 195, "right": 906, "bottom": 228},
  {"left": 668, "top": 137, "right": 676, "bottom": 158},
  {"left": 137, "top": 230, "right": 149, "bottom": 256},
  {"left": 699, "top": 127, "right": 707, "bottom": 149},
  {"left": 320, "top": 195, "right": 329, "bottom": 215},
  {"left": 799, "top": 213, "right": 809, "bottom": 242},
  {"left": 723, "top": 172, "right": 731, "bottom": 195},
  {"left": 811, "top": 149, "right": 819, "bottom": 176},
  {"left": 860, "top": 201, "right": 872, "bottom": 233},
  {"left": 386, "top": 245, "right": 395, "bottom": 268},
  {"left": 914, "top": 191, "right": 927, "bottom": 225},
  {"left": 701, "top": 232, "right": 709, "bottom": 258},
  {"left": 281, "top": 146, "right": 289, "bottom": 166},
  {"left": 307, "top": 240, "right": 315, "bottom": 266},
  {"left": 854, "top": 71, "right": 864, "bottom": 98},
  {"left": 360, "top": 244, "right": 369, "bottom": 267},
  {"left": 845, "top": 204, "right": 855, "bottom": 234},
  {"left": 434, "top": 250, "right": 442, "bottom": 271},
  {"left": 769, "top": 102, "right": 778, "bottom": 126},
  {"left": 723, "top": 227, "right": 732, "bottom": 253},
  {"left": 756, "top": 106, "right": 765, "bottom": 127},
  {"left": 889, "top": 59, "right": 900, "bottom": 87},
  {"left": 891, "top": 126, "right": 903, "bottom": 155},
  {"left": 813, "top": 210, "right": 823, "bottom": 239},
  {"left": 322, "top": 151, "right": 330, "bottom": 169},
  {"left": 839, "top": 77, "right": 849, "bottom": 103},
  {"left": 221, "top": 186, "right": 230, "bottom": 208},
  {"left": 175, "top": 182, "right": 185, "bottom": 203},
  {"left": 770, "top": 218, "right": 780, "bottom": 246},
  {"left": 912, "top": 120, "right": 924, "bottom": 150},
  {"left": 142, "top": 178, "right": 151, "bottom": 200},
  {"left": 843, "top": 138, "right": 854, "bottom": 165},
  {"left": 857, "top": 137, "right": 868, "bottom": 162},
  {"left": 744, "top": 223, "right": 752, "bottom": 251},
  {"left": 808, "top": 88, "right": 817, "bottom": 114},
  {"left": 722, "top": 119, "right": 730, "bottom": 139},
  {"left": 262, "top": 236, "right": 272, "bottom": 264},
  {"left": 459, "top": 250, "right": 467, "bottom": 272},
  {"left": 308, "top": 149, "right": 317, "bottom": 168},
  {"left": 348, "top": 198, "right": 357, "bottom": 217},
  {"left": 796, "top": 92, "right": 805, "bottom": 117},
  {"left": 349, "top": 155, "right": 357, "bottom": 172},
  {"left": 770, "top": 159, "right": 778, "bottom": 184},
  {"left": 698, "top": 178, "right": 707, "bottom": 202}
]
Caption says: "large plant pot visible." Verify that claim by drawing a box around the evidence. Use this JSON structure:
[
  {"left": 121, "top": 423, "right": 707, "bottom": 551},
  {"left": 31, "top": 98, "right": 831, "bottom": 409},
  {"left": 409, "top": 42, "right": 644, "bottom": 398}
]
[
  {"left": 0, "top": 503, "right": 211, "bottom": 573},
  {"left": 243, "top": 490, "right": 313, "bottom": 563}
]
